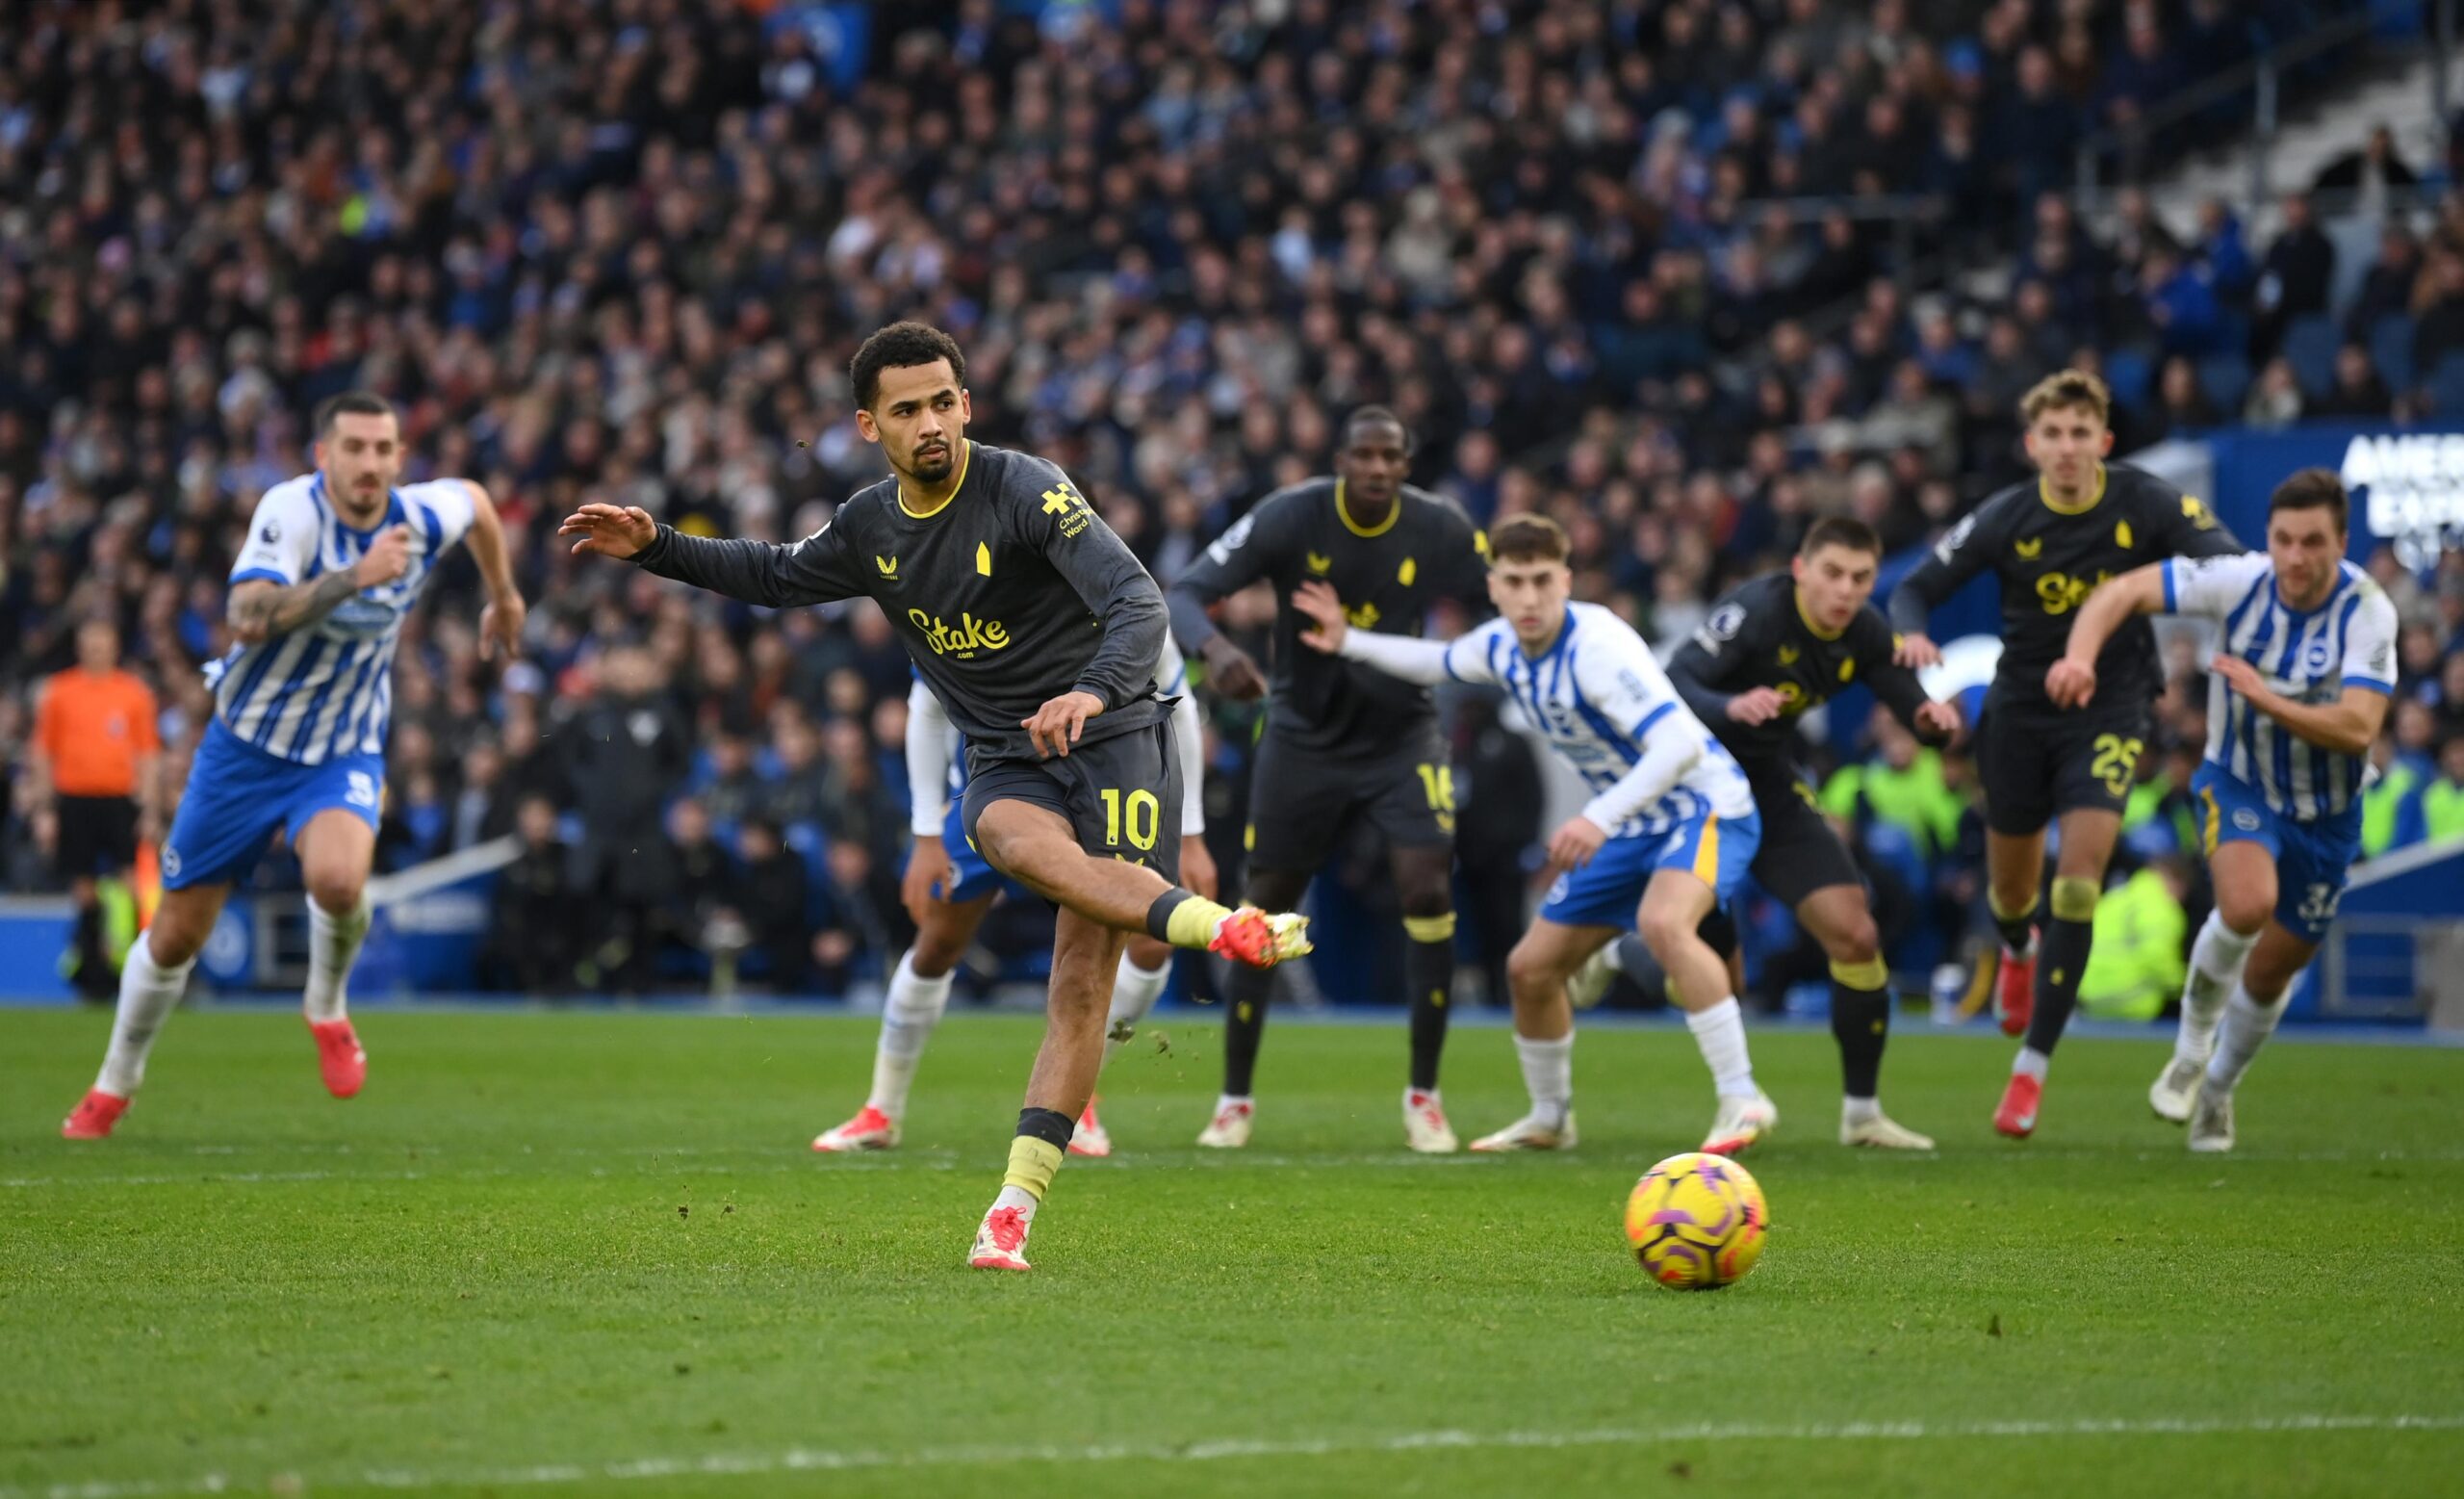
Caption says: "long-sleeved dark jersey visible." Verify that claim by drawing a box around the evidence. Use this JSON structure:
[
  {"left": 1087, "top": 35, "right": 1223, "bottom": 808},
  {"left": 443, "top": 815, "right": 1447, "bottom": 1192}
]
[
  {"left": 1666, "top": 573, "right": 1937, "bottom": 784},
  {"left": 1887, "top": 461, "right": 2242, "bottom": 712},
  {"left": 1168, "top": 478, "right": 1489, "bottom": 756},
  {"left": 629, "top": 441, "right": 1167, "bottom": 760}
]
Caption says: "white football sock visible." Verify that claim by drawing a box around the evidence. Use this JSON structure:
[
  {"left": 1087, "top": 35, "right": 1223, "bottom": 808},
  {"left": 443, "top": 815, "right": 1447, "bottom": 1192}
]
[
  {"left": 1684, "top": 997, "right": 1758, "bottom": 1098},
  {"left": 97, "top": 935, "right": 195, "bottom": 1097},
  {"left": 2013, "top": 1046, "right": 2050, "bottom": 1081},
  {"left": 1101, "top": 953, "right": 1171, "bottom": 1068},
  {"left": 2176, "top": 913, "right": 2258, "bottom": 1067},
  {"left": 1213, "top": 1092, "right": 1253, "bottom": 1114},
  {"left": 2205, "top": 983, "right": 2288, "bottom": 1092},
  {"left": 1513, "top": 1030, "right": 1575, "bottom": 1127},
  {"left": 1841, "top": 1096, "right": 1880, "bottom": 1126},
  {"left": 867, "top": 949, "right": 954, "bottom": 1121},
  {"left": 303, "top": 891, "right": 373, "bottom": 1022},
  {"left": 989, "top": 1184, "right": 1039, "bottom": 1219}
]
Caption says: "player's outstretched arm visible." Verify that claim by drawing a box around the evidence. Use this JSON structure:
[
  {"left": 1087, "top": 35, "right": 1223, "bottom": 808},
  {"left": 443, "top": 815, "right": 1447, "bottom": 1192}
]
[
  {"left": 460, "top": 481, "right": 526, "bottom": 660},
  {"left": 2047, "top": 562, "right": 2164, "bottom": 709},
  {"left": 227, "top": 526, "right": 411, "bottom": 646},
  {"left": 560, "top": 503, "right": 863, "bottom": 609},
  {"left": 1293, "top": 581, "right": 1454, "bottom": 684}
]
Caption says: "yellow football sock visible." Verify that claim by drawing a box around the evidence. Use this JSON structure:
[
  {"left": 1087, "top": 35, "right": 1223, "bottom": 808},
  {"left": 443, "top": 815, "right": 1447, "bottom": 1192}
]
[
  {"left": 1003, "top": 1136, "right": 1065, "bottom": 1202},
  {"left": 1164, "top": 894, "right": 1235, "bottom": 948}
]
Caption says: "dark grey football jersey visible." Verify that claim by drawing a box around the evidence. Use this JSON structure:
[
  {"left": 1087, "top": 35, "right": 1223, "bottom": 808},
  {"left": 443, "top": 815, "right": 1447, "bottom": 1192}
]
[
  {"left": 1168, "top": 478, "right": 1490, "bottom": 756},
  {"left": 1889, "top": 461, "right": 2242, "bottom": 711},
  {"left": 630, "top": 441, "right": 1168, "bottom": 759}
]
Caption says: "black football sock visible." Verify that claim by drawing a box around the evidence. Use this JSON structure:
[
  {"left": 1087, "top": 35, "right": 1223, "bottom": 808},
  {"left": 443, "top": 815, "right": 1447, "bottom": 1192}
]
[
  {"left": 1989, "top": 892, "right": 2040, "bottom": 956},
  {"left": 1402, "top": 913, "right": 1456, "bottom": 1093},
  {"left": 1828, "top": 957, "right": 1891, "bottom": 1099},
  {"left": 1221, "top": 962, "right": 1272, "bottom": 1097},
  {"left": 2022, "top": 877, "right": 2099, "bottom": 1059}
]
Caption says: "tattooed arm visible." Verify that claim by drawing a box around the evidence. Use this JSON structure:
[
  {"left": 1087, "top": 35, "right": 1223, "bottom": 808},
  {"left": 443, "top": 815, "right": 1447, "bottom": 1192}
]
[{"left": 226, "top": 524, "right": 412, "bottom": 646}]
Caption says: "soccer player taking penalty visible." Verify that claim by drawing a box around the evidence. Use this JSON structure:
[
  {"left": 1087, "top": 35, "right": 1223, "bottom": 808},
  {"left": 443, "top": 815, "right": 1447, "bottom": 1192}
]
[
  {"left": 1888, "top": 372, "right": 2243, "bottom": 1137},
  {"left": 64, "top": 393, "right": 527, "bottom": 1139},
  {"left": 1291, "top": 516, "right": 1777, "bottom": 1156},
  {"left": 2047, "top": 470, "right": 2394, "bottom": 1152},
  {"left": 1663, "top": 516, "right": 1962, "bottom": 1149},
  {"left": 809, "top": 651, "right": 1216, "bottom": 1157},
  {"left": 561, "top": 323, "right": 1308, "bottom": 1271}
]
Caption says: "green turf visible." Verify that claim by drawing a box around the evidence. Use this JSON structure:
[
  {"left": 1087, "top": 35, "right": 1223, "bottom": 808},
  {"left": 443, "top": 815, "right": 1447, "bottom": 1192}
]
[{"left": 4, "top": 1007, "right": 2461, "bottom": 1498}]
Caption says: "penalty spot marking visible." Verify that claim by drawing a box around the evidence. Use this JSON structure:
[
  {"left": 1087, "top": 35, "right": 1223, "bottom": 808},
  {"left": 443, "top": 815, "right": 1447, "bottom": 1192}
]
[{"left": 8, "top": 1412, "right": 2462, "bottom": 1498}]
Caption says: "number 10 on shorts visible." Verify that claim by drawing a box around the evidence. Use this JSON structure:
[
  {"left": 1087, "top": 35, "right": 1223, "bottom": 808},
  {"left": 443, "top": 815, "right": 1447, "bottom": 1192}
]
[{"left": 1099, "top": 788, "right": 1160, "bottom": 850}]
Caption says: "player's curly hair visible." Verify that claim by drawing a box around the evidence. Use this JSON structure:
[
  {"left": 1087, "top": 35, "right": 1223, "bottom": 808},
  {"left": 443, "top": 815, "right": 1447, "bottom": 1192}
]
[
  {"left": 2018, "top": 370, "right": 2111, "bottom": 426},
  {"left": 850, "top": 323, "right": 967, "bottom": 410}
]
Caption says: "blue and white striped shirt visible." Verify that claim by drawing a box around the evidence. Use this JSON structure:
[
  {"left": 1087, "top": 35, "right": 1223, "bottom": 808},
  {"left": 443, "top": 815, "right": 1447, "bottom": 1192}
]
[
  {"left": 2162, "top": 552, "right": 2399, "bottom": 821},
  {"left": 1438, "top": 602, "right": 1756, "bottom": 840},
  {"left": 208, "top": 472, "right": 477, "bottom": 764}
]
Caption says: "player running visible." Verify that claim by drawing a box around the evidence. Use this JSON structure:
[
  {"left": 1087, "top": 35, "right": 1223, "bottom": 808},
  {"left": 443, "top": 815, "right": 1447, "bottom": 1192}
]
[
  {"left": 810, "top": 648, "right": 1216, "bottom": 1156},
  {"left": 1291, "top": 515, "right": 1777, "bottom": 1156},
  {"left": 64, "top": 393, "right": 527, "bottom": 1139},
  {"left": 562, "top": 322, "right": 1308, "bottom": 1271},
  {"left": 2048, "top": 470, "right": 2394, "bottom": 1152},
  {"left": 1662, "top": 516, "right": 1961, "bottom": 1150},
  {"left": 1166, "top": 407, "right": 1491, "bottom": 1151},
  {"left": 1888, "top": 372, "right": 2242, "bottom": 1137}
]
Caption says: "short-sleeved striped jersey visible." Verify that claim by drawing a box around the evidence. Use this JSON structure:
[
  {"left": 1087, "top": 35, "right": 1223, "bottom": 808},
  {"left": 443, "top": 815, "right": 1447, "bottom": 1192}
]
[
  {"left": 2161, "top": 552, "right": 2398, "bottom": 820},
  {"left": 208, "top": 472, "right": 477, "bottom": 763},
  {"left": 1439, "top": 602, "right": 1756, "bottom": 840}
]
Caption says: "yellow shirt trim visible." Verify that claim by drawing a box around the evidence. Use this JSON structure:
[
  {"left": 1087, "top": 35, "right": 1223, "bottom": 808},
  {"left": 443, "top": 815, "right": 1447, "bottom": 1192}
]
[
  {"left": 898, "top": 440, "right": 973, "bottom": 520},
  {"left": 1791, "top": 585, "right": 1846, "bottom": 641},
  {"left": 2038, "top": 463, "right": 2106, "bottom": 516},
  {"left": 1335, "top": 478, "right": 1399, "bottom": 538}
]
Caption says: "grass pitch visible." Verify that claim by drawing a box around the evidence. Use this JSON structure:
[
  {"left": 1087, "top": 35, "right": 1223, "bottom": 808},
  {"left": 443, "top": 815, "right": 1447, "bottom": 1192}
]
[{"left": 4, "top": 1006, "right": 2461, "bottom": 1498}]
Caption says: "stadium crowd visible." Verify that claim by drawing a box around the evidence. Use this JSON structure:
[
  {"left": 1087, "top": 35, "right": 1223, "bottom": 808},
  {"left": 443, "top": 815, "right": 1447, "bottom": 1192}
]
[{"left": 3, "top": 0, "right": 2461, "bottom": 1001}]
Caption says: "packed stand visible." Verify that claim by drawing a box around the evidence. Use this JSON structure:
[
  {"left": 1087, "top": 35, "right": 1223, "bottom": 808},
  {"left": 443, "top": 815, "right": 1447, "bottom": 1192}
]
[{"left": 0, "top": 0, "right": 2452, "bottom": 1003}]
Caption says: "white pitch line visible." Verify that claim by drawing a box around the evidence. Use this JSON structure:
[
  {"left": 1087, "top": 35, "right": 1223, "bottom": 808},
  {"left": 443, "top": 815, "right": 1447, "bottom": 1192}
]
[{"left": 7, "top": 1412, "right": 2460, "bottom": 1499}]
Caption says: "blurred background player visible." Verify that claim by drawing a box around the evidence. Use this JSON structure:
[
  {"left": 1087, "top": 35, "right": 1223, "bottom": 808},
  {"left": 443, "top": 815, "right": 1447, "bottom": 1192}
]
[
  {"left": 812, "top": 650, "right": 1215, "bottom": 1156},
  {"left": 1889, "top": 373, "right": 2242, "bottom": 1138},
  {"left": 562, "top": 322, "right": 1307, "bottom": 1271},
  {"left": 1661, "top": 516, "right": 1961, "bottom": 1150},
  {"left": 2051, "top": 470, "right": 2395, "bottom": 1153},
  {"left": 1294, "top": 516, "right": 1776, "bottom": 1157},
  {"left": 1167, "top": 408, "right": 1491, "bottom": 1152},
  {"left": 29, "top": 619, "right": 160, "bottom": 1000},
  {"left": 63, "top": 394, "right": 526, "bottom": 1139}
]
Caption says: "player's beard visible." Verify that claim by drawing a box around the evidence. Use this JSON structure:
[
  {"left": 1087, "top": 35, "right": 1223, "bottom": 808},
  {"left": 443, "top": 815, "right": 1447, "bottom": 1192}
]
[{"left": 909, "top": 440, "right": 955, "bottom": 483}]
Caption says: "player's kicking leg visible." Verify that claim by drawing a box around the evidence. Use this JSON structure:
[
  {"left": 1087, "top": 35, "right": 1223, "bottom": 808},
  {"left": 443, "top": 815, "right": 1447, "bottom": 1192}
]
[
  {"left": 63, "top": 883, "right": 225, "bottom": 1138},
  {"left": 1994, "top": 808, "right": 2118, "bottom": 1138},
  {"left": 2151, "top": 840, "right": 2272, "bottom": 1123},
  {"left": 963, "top": 793, "right": 1307, "bottom": 1271},
  {"left": 1792, "top": 884, "right": 1933, "bottom": 1150}
]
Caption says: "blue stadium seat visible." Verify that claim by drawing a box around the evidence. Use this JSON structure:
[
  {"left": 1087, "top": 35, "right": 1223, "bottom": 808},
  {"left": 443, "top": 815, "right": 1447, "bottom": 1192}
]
[
  {"left": 2197, "top": 353, "right": 2251, "bottom": 415},
  {"left": 2371, "top": 313, "right": 2415, "bottom": 391},
  {"left": 2430, "top": 351, "right": 2464, "bottom": 418},
  {"left": 2102, "top": 348, "right": 2154, "bottom": 411},
  {"left": 2282, "top": 314, "right": 2340, "bottom": 398}
]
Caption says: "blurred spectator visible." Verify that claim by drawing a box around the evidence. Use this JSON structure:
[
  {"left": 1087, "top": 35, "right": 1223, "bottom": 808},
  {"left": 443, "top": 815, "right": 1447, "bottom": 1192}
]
[
  {"left": 661, "top": 796, "right": 733, "bottom": 976},
  {"left": 2255, "top": 194, "right": 2336, "bottom": 356},
  {"left": 2312, "top": 344, "right": 2395, "bottom": 419},
  {"left": 483, "top": 794, "right": 575, "bottom": 996},
  {"left": 2242, "top": 357, "right": 2304, "bottom": 429},
  {"left": 732, "top": 815, "right": 810, "bottom": 993},
  {"left": 2314, "top": 125, "right": 2420, "bottom": 218},
  {"left": 2151, "top": 355, "right": 2223, "bottom": 438},
  {"left": 562, "top": 647, "right": 690, "bottom": 994},
  {"left": 2077, "top": 855, "right": 2192, "bottom": 1021},
  {"left": 2393, "top": 735, "right": 2464, "bottom": 849}
]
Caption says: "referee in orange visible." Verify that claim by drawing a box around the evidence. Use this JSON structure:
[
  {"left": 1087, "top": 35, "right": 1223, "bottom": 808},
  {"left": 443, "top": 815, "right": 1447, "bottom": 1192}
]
[{"left": 31, "top": 619, "right": 161, "bottom": 998}]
